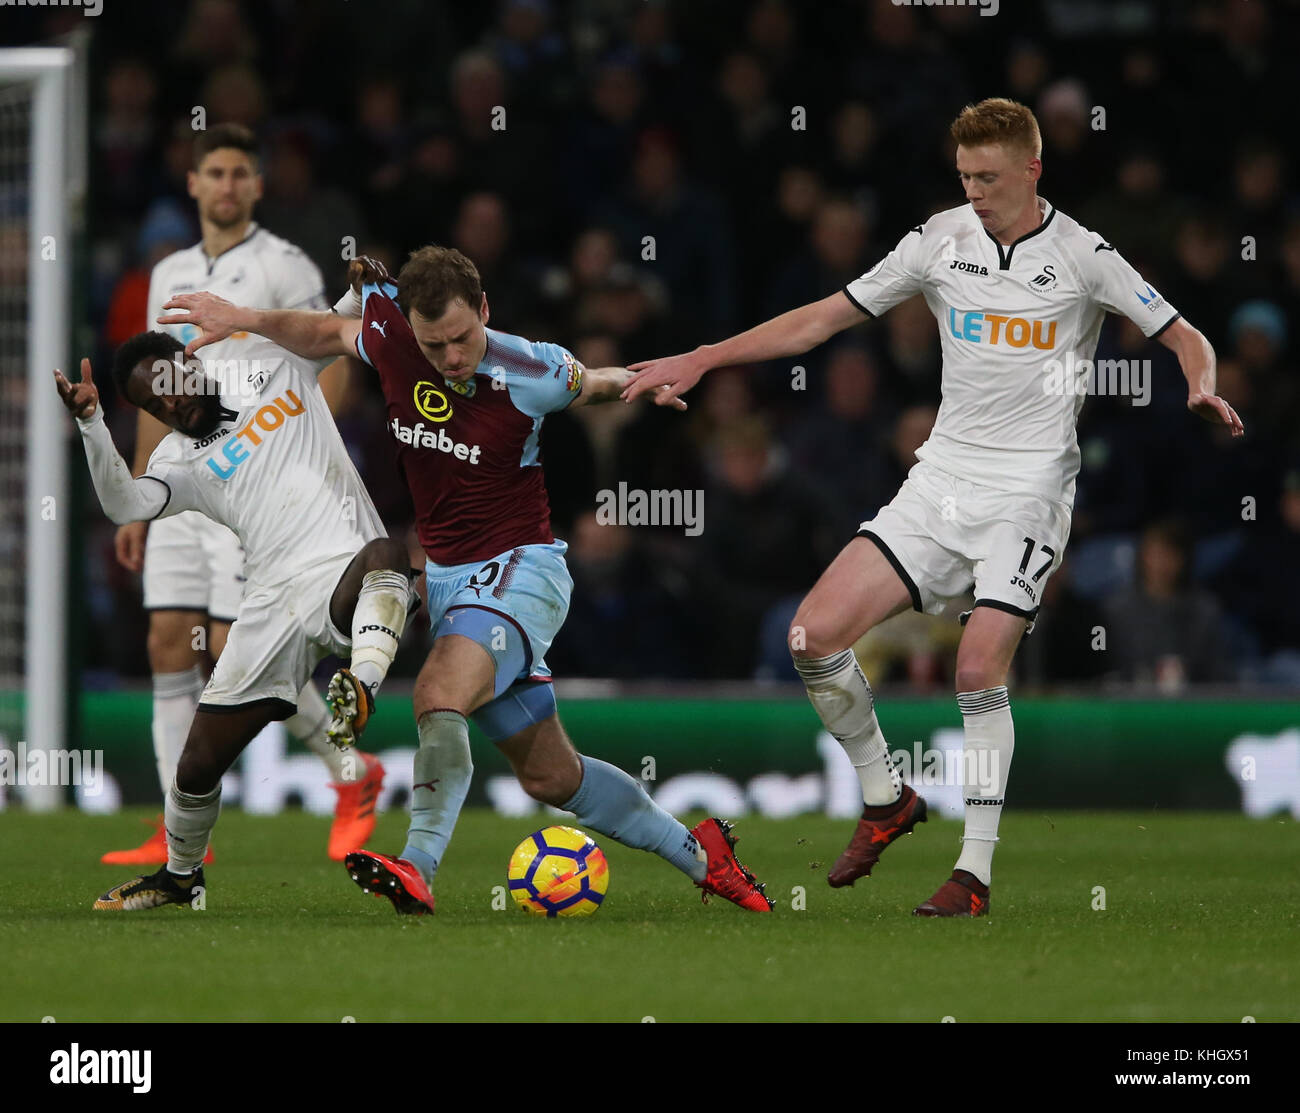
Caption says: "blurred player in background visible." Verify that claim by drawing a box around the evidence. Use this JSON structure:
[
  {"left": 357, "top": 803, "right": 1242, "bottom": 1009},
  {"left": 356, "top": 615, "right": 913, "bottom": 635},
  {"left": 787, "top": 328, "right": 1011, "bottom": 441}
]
[
  {"left": 103, "top": 124, "right": 384, "bottom": 867},
  {"left": 56, "top": 332, "right": 415, "bottom": 911},
  {"left": 161, "top": 248, "right": 774, "bottom": 915},
  {"left": 625, "top": 98, "right": 1243, "bottom": 917}
]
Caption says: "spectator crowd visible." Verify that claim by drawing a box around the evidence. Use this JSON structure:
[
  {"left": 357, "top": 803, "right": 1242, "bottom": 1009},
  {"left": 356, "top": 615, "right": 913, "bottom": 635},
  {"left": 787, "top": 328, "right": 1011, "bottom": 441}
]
[{"left": 11, "top": 0, "right": 1300, "bottom": 689}]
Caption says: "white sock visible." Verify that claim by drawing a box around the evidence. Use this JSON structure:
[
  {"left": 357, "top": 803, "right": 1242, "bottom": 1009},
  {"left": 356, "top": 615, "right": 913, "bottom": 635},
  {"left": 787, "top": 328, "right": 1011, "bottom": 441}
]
[
  {"left": 152, "top": 666, "right": 203, "bottom": 795},
  {"left": 794, "top": 649, "right": 900, "bottom": 806},
  {"left": 285, "top": 682, "right": 354, "bottom": 781},
  {"left": 165, "top": 779, "right": 220, "bottom": 875},
  {"left": 349, "top": 569, "right": 412, "bottom": 697},
  {"left": 953, "top": 686, "right": 1014, "bottom": 886}
]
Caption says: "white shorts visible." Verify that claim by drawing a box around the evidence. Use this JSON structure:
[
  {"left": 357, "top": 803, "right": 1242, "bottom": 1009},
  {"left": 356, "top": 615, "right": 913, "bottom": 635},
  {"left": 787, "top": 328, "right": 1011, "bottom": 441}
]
[
  {"left": 198, "top": 552, "right": 354, "bottom": 715},
  {"left": 142, "top": 511, "right": 246, "bottom": 622},
  {"left": 858, "top": 460, "right": 1072, "bottom": 627}
]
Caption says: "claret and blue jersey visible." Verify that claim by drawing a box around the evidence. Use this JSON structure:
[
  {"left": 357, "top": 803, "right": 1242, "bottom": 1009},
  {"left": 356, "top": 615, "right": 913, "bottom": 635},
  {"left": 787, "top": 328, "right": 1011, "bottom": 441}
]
[
  {"left": 352, "top": 279, "right": 586, "bottom": 710},
  {"left": 353, "top": 280, "right": 584, "bottom": 567}
]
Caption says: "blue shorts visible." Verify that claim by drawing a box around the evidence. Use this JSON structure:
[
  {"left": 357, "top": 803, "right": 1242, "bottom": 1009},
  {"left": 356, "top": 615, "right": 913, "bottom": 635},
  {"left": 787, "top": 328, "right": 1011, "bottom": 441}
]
[{"left": 425, "top": 540, "right": 571, "bottom": 707}]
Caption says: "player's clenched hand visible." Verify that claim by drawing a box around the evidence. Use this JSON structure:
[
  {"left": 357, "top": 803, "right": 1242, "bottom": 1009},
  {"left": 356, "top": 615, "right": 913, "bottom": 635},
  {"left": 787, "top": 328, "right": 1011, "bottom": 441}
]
[
  {"left": 621, "top": 350, "right": 709, "bottom": 405},
  {"left": 53, "top": 358, "right": 99, "bottom": 420},
  {"left": 115, "top": 521, "right": 148, "bottom": 573},
  {"left": 1188, "top": 392, "right": 1245, "bottom": 437},
  {"left": 157, "top": 291, "right": 242, "bottom": 357},
  {"left": 347, "top": 255, "right": 391, "bottom": 293}
]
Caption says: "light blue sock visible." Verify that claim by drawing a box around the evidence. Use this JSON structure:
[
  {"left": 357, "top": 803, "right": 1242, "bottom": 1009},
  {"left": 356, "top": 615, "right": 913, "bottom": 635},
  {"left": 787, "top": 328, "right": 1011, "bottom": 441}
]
[
  {"left": 401, "top": 711, "right": 473, "bottom": 885},
  {"left": 562, "top": 755, "right": 706, "bottom": 882}
]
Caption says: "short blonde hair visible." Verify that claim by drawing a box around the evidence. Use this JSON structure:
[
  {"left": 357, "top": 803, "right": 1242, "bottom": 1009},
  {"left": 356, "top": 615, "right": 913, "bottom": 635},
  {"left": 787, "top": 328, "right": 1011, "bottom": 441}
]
[{"left": 950, "top": 98, "right": 1042, "bottom": 160}]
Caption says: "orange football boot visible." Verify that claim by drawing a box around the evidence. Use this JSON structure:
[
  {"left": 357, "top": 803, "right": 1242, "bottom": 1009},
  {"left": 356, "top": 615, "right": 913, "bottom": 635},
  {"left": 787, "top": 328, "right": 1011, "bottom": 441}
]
[
  {"left": 328, "top": 753, "right": 384, "bottom": 862},
  {"left": 101, "top": 814, "right": 214, "bottom": 866}
]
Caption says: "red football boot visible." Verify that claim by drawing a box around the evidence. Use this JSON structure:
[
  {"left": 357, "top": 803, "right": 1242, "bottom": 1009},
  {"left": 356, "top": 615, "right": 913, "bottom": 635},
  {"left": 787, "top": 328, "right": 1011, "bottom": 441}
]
[
  {"left": 913, "top": 869, "right": 990, "bottom": 917},
  {"left": 344, "top": 849, "right": 435, "bottom": 915},
  {"left": 328, "top": 753, "right": 384, "bottom": 862},
  {"left": 691, "top": 818, "right": 773, "bottom": 912},
  {"left": 827, "top": 784, "right": 927, "bottom": 887}
]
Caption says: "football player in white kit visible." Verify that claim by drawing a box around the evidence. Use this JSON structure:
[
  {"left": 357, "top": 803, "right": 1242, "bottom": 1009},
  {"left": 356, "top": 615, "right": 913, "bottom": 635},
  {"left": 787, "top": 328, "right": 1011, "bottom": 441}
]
[
  {"left": 56, "top": 330, "right": 416, "bottom": 911},
  {"left": 103, "top": 124, "right": 386, "bottom": 867},
  {"left": 624, "top": 98, "right": 1244, "bottom": 916}
]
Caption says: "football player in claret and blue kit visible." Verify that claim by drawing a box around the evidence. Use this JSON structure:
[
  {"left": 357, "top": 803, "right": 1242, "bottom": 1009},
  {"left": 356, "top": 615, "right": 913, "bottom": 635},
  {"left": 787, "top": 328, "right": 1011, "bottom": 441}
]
[{"left": 161, "top": 248, "right": 773, "bottom": 915}]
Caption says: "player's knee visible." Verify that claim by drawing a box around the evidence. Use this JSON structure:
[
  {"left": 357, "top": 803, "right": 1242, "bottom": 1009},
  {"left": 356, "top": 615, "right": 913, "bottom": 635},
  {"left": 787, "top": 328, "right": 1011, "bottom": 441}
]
[
  {"left": 358, "top": 537, "right": 408, "bottom": 574},
  {"left": 412, "top": 677, "right": 470, "bottom": 721},
  {"left": 955, "top": 659, "right": 1004, "bottom": 694},
  {"left": 518, "top": 766, "right": 579, "bottom": 808},
  {"left": 788, "top": 608, "right": 812, "bottom": 658},
  {"left": 147, "top": 612, "right": 201, "bottom": 672},
  {"left": 788, "top": 613, "right": 843, "bottom": 660},
  {"left": 174, "top": 747, "right": 219, "bottom": 797}
]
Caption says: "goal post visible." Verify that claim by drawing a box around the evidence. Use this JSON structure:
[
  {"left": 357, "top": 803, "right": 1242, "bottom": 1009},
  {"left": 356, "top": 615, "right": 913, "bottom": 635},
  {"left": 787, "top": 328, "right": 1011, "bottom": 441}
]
[{"left": 0, "top": 46, "right": 79, "bottom": 810}]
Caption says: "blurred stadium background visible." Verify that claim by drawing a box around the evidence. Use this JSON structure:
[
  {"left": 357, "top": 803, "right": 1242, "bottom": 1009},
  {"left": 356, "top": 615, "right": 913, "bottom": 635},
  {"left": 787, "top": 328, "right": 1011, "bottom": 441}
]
[{"left": 1, "top": 0, "right": 1297, "bottom": 817}]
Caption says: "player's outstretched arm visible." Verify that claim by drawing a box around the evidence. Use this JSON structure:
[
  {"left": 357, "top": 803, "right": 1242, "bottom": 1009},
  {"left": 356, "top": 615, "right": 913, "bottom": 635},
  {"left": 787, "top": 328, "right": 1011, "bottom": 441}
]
[
  {"left": 1157, "top": 318, "right": 1245, "bottom": 436},
  {"left": 158, "top": 291, "right": 359, "bottom": 362},
  {"left": 621, "top": 292, "right": 865, "bottom": 405},
  {"left": 54, "top": 359, "right": 172, "bottom": 525},
  {"left": 309, "top": 256, "right": 391, "bottom": 407},
  {"left": 113, "top": 408, "right": 171, "bottom": 571},
  {"left": 572, "top": 366, "right": 687, "bottom": 411}
]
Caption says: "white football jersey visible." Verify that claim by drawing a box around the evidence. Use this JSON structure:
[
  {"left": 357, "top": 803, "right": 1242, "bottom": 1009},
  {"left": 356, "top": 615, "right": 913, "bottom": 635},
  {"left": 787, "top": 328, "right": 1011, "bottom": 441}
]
[
  {"left": 147, "top": 221, "right": 327, "bottom": 346},
  {"left": 146, "top": 222, "right": 329, "bottom": 543},
  {"left": 141, "top": 334, "right": 384, "bottom": 591},
  {"left": 844, "top": 198, "right": 1180, "bottom": 504}
]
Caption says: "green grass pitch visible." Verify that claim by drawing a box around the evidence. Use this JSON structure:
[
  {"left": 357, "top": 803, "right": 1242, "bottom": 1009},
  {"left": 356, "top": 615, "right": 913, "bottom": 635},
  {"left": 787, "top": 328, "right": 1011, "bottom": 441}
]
[{"left": 2, "top": 808, "right": 1296, "bottom": 1022}]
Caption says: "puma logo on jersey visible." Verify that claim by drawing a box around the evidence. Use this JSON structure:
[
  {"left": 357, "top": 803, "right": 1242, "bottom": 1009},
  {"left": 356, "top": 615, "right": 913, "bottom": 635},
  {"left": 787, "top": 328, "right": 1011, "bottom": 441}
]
[{"left": 370, "top": 320, "right": 388, "bottom": 338}]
